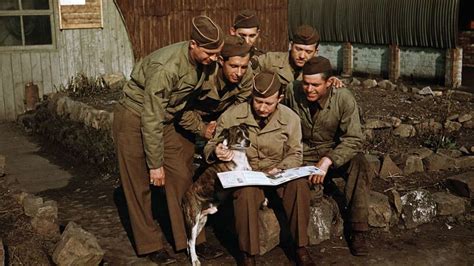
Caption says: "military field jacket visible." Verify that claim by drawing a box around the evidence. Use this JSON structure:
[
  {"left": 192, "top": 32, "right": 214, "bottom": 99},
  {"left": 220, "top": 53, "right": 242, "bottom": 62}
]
[
  {"left": 178, "top": 67, "right": 253, "bottom": 137},
  {"left": 204, "top": 102, "right": 303, "bottom": 171},
  {"left": 284, "top": 81, "right": 363, "bottom": 168},
  {"left": 254, "top": 51, "right": 301, "bottom": 88},
  {"left": 121, "top": 41, "right": 212, "bottom": 169}
]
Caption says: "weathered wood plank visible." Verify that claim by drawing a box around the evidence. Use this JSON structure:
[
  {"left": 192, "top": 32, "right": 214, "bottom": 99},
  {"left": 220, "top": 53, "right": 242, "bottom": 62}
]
[
  {"left": 0, "top": 54, "right": 8, "bottom": 120},
  {"left": 40, "top": 52, "right": 53, "bottom": 94},
  {"left": 102, "top": 0, "right": 113, "bottom": 74},
  {"left": 80, "top": 30, "right": 90, "bottom": 77},
  {"left": 72, "top": 30, "right": 83, "bottom": 76},
  {"left": 109, "top": 1, "right": 120, "bottom": 73},
  {"left": 31, "top": 53, "right": 44, "bottom": 97},
  {"left": 13, "top": 54, "right": 24, "bottom": 116},
  {"left": 50, "top": 52, "right": 61, "bottom": 92}
]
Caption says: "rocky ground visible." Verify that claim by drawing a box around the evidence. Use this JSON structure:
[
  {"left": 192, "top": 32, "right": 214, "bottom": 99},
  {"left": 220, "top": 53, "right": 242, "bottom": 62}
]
[{"left": 0, "top": 75, "right": 473, "bottom": 265}]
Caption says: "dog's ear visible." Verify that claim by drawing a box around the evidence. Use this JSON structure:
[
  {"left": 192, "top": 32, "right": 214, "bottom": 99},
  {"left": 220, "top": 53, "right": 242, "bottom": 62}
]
[
  {"left": 238, "top": 123, "right": 249, "bottom": 133},
  {"left": 217, "top": 128, "right": 229, "bottom": 146}
]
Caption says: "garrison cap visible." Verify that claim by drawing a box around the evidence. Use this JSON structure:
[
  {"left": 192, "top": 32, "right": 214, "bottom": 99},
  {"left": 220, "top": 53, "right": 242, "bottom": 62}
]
[
  {"left": 292, "top": 24, "right": 320, "bottom": 45},
  {"left": 233, "top": 9, "right": 260, "bottom": 29},
  {"left": 252, "top": 71, "right": 281, "bottom": 98},
  {"left": 220, "top": 35, "right": 252, "bottom": 58},
  {"left": 191, "top": 15, "right": 224, "bottom": 49},
  {"left": 303, "top": 56, "right": 332, "bottom": 75}
]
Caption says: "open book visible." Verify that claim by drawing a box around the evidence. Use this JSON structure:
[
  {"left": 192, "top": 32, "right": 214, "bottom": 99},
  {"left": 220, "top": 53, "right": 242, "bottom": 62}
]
[{"left": 217, "top": 166, "right": 324, "bottom": 189}]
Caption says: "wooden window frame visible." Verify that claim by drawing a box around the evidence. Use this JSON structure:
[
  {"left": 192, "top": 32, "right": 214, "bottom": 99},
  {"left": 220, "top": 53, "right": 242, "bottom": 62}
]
[{"left": 0, "top": 0, "right": 56, "bottom": 52}]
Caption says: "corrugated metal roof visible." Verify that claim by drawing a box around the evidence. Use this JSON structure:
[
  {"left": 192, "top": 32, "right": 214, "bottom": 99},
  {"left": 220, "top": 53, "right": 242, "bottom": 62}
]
[{"left": 288, "top": 0, "right": 459, "bottom": 48}]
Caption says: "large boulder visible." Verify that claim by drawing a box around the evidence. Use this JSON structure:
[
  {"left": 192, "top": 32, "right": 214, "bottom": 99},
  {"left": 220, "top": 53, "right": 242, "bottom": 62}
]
[
  {"left": 379, "top": 155, "right": 402, "bottom": 179},
  {"left": 365, "top": 154, "right": 381, "bottom": 177},
  {"left": 393, "top": 124, "right": 416, "bottom": 138},
  {"left": 432, "top": 192, "right": 466, "bottom": 216},
  {"left": 52, "top": 222, "right": 104, "bottom": 265},
  {"left": 404, "top": 155, "right": 424, "bottom": 175},
  {"left": 455, "top": 156, "right": 474, "bottom": 169},
  {"left": 401, "top": 190, "right": 437, "bottom": 229},
  {"left": 31, "top": 200, "right": 60, "bottom": 239},
  {"left": 307, "top": 197, "right": 343, "bottom": 245},
  {"left": 446, "top": 171, "right": 474, "bottom": 199},
  {"left": 258, "top": 208, "right": 280, "bottom": 255},
  {"left": 423, "top": 153, "right": 457, "bottom": 172},
  {"left": 368, "top": 191, "right": 392, "bottom": 228}
]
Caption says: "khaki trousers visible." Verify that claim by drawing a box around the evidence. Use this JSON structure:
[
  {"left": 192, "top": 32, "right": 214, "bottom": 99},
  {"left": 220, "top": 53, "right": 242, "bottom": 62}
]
[
  {"left": 232, "top": 178, "right": 311, "bottom": 255},
  {"left": 113, "top": 104, "right": 205, "bottom": 254},
  {"left": 326, "top": 153, "right": 372, "bottom": 232}
]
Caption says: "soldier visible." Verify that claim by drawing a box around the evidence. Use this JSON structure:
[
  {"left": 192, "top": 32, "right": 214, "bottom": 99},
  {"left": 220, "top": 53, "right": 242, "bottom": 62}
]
[
  {"left": 254, "top": 24, "right": 342, "bottom": 89},
  {"left": 230, "top": 9, "right": 265, "bottom": 67},
  {"left": 112, "top": 16, "right": 224, "bottom": 264},
  {"left": 284, "top": 56, "right": 373, "bottom": 257},
  {"left": 178, "top": 35, "right": 254, "bottom": 142},
  {"left": 204, "top": 72, "right": 315, "bottom": 266}
]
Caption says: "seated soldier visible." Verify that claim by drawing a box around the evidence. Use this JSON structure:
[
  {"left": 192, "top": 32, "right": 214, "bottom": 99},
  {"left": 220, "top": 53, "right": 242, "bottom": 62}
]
[
  {"left": 204, "top": 72, "right": 316, "bottom": 266},
  {"left": 284, "top": 56, "right": 373, "bottom": 256}
]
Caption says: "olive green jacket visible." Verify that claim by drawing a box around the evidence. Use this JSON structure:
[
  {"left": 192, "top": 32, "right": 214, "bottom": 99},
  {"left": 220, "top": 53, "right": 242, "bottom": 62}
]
[
  {"left": 254, "top": 51, "right": 301, "bottom": 88},
  {"left": 178, "top": 67, "right": 253, "bottom": 137},
  {"left": 204, "top": 102, "right": 303, "bottom": 171},
  {"left": 121, "top": 41, "right": 212, "bottom": 169},
  {"left": 284, "top": 81, "right": 363, "bottom": 168}
]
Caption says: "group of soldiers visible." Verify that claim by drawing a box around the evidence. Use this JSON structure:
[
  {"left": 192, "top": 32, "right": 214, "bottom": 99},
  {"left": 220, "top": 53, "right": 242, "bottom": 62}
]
[{"left": 112, "top": 10, "right": 372, "bottom": 266}]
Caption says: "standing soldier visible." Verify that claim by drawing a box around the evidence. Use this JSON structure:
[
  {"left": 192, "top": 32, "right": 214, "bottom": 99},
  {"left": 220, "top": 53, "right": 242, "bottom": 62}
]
[
  {"left": 230, "top": 9, "right": 265, "bottom": 67},
  {"left": 179, "top": 35, "right": 254, "bottom": 141},
  {"left": 113, "top": 16, "right": 224, "bottom": 264},
  {"left": 254, "top": 24, "right": 342, "bottom": 89}
]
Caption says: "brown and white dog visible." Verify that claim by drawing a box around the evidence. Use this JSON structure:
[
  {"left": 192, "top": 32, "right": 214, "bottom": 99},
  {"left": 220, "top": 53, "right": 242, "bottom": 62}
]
[{"left": 182, "top": 124, "right": 251, "bottom": 266}]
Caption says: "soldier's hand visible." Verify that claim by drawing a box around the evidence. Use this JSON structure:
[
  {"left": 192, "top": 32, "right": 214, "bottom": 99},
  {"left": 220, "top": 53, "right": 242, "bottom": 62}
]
[
  {"left": 215, "top": 143, "right": 234, "bottom": 162},
  {"left": 329, "top": 76, "right": 345, "bottom": 88},
  {"left": 267, "top": 168, "right": 282, "bottom": 175},
  {"left": 309, "top": 157, "right": 332, "bottom": 184},
  {"left": 150, "top": 167, "right": 165, "bottom": 186},
  {"left": 204, "top": 121, "right": 217, "bottom": 140}
]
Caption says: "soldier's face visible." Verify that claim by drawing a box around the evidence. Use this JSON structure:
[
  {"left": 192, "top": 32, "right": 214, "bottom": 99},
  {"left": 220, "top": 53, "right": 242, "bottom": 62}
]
[
  {"left": 190, "top": 40, "right": 223, "bottom": 65},
  {"left": 302, "top": 73, "right": 331, "bottom": 102},
  {"left": 252, "top": 91, "right": 283, "bottom": 118},
  {"left": 290, "top": 43, "right": 318, "bottom": 68},
  {"left": 230, "top": 27, "right": 260, "bottom": 46},
  {"left": 220, "top": 54, "right": 250, "bottom": 84}
]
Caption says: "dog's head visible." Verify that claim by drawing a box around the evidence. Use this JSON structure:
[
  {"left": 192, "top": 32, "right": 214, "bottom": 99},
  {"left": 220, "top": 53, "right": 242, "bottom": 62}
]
[{"left": 219, "top": 124, "right": 251, "bottom": 150}]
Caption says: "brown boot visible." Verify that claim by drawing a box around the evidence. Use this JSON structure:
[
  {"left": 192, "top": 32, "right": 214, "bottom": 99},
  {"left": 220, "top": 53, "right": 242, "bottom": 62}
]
[
  {"left": 295, "top": 247, "right": 315, "bottom": 266},
  {"left": 238, "top": 251, "right": 256, "bottom": 266},
  {"left": 350, "top": 231, "right": 369, "bottom": 256}
]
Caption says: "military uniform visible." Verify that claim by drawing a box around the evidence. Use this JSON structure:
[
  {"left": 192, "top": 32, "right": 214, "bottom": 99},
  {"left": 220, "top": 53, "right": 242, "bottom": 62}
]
[
  {"left": 178, "top": 66, "right": 253, "bottom": 138},
  {"left": 114, "top": 41, "right": 214, "bottom": 253},
  {"left": 253, "top": 51, "right": 302, "bottom": 89},
  {"left": 204, "top": 102, "right": 310, "bottom": 255},
  {"left": 284, "top": 82, "right": 372, "bottom": 232}
]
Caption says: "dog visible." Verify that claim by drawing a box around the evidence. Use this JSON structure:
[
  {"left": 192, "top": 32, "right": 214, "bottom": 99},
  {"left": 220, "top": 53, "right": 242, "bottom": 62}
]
[{"left": 182, "top": 123, "right": 252, "bottom": 266}]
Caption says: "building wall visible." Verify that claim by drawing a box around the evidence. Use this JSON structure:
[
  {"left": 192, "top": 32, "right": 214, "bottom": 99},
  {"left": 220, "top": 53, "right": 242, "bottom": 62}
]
[
  {"left": 318, "top": 42, "right": 343, "bottom": 72},
  {"left": 115, "top": 0, "right": 289, "bottom": 60},
  {"left": 459, "top": 31, "right": 474, "bottom": 67},
  {"left": 399, "top": 47, "right": 445, "bottom": 79},
  {"left": 0, "top": 0, "right": 134, "bottom": 121},
  {"left": 319, "top": 42, "right": 446, "bottom": 80}
]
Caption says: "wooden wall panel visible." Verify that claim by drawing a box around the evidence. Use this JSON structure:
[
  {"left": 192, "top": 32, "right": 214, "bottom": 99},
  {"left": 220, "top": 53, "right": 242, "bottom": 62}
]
[
  {"left": 0, "top": 0, "right": 134, "bottom": 121},
  {"left": 116, "top": 0, "right": 289, "bottom": 60}
]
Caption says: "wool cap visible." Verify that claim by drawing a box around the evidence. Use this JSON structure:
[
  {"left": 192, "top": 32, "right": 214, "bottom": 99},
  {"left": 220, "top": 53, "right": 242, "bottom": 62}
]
[
  {"left": 191, "top": 15, "right": 224, "bottom": 49},
  {"left": 302, "top": 56, "right": 332, "bottom": 75},
  {"left": 233, "top": 9, "right": 260, "bottom": 29},
  {"left": 292, "top": 24, "right": 320, "bottom": 45},
  {"left": 252, "top": 71, "right": 281, "bottom": 98},
  {"left": 220, "top": 35, "right": 252, "bottom": 58}
]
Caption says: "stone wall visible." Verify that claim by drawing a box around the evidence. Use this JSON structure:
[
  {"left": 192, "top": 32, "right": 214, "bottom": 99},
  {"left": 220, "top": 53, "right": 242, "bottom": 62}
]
[{"left": 318, "top": 42, "right": 343, "bottom": 72}]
